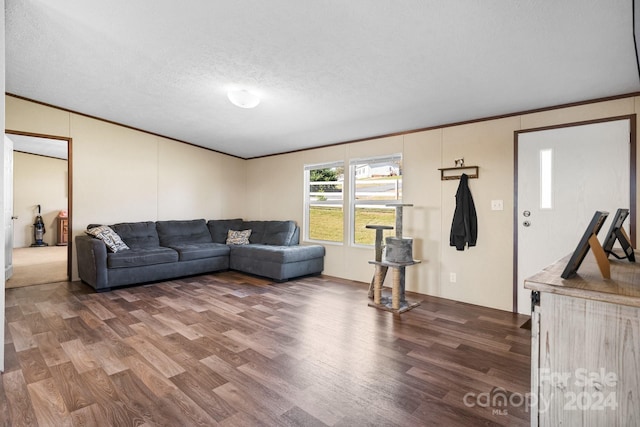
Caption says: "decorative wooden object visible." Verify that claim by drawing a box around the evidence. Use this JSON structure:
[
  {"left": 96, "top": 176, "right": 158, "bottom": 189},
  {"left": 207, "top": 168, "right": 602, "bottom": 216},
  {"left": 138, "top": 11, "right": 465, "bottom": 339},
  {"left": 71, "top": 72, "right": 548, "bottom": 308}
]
[
  {"left": 437, "top": 165, "right": 479, "bottom": 180},
  {"left": 56, "top": 216, "right": 68, "bottom": 246},
  {"left": 587, "top": 233, "right": 610, "bottom": 278},
  {"left": 525, "top": 251, "right": 640, "bottom": 426},
  {"left": 560, "top": 210, "right": 610, "bottom": 279}
]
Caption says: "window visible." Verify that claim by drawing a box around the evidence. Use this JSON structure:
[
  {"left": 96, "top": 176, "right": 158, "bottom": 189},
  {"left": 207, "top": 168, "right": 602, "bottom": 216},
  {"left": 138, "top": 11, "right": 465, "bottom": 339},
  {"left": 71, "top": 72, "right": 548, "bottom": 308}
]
[
  {"left": 350, "top": 154, "right": 402, "bottom": 245},
  {"left": 540, "top": 148, "right": 553, "bottom": 209},
  {"left": 304, "top": 161, "right": 344, "bottom": 243}
]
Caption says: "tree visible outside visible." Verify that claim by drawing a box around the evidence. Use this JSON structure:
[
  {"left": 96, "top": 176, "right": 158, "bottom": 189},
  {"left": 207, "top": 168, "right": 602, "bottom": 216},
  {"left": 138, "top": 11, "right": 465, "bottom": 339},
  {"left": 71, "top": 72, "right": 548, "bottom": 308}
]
[{"left": 310, "top": 168, "right": 340, "bottom": 184}]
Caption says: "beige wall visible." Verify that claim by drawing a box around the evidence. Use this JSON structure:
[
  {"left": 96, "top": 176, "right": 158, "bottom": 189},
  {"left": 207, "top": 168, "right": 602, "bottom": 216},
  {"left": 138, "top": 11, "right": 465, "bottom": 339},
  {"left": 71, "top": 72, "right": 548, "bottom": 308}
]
[
  {"left": 6, "top": 94, "right": 640, "bottom": 312},
  {"left": 12, "top": 152, "right": 68, "bottom": 247},
  {"left": 6, "top": 95, "right": 247, "bottom": 280},
  {"left": 246, "top": 97, "right": 640, "bottom": 312}
]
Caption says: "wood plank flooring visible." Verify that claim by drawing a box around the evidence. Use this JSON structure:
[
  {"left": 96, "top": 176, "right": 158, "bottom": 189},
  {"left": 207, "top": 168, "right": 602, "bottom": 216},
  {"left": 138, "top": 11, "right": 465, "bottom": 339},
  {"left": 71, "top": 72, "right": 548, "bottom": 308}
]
[{"left": 2, "top": 272, "right": 532, "bottom": 426}]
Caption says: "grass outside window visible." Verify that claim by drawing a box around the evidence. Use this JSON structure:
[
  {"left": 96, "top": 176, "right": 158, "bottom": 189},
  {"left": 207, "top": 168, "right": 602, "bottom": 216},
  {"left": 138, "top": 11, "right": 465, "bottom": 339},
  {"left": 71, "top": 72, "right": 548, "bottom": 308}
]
[
  {"left": 354, "top": 207, "right": 395, "bottom": 245},
  {"left": 308, "top": 206, "right": 395, "bottom": 245},
  {"left": 308, "top": 206, "right": 343, "bottom": 242}
]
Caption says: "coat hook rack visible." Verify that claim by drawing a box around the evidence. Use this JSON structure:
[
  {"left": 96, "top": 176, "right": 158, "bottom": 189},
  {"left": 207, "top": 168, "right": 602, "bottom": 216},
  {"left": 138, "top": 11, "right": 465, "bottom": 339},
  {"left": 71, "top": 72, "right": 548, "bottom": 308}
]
[{"left": 438, "top": 165, "right": 479, "bottom": 181}]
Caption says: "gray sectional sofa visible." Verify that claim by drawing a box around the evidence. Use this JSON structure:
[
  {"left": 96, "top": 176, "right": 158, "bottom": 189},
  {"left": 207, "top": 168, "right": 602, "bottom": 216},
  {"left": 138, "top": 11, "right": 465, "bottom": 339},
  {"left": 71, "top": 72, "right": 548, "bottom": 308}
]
[{"left": 75, "top": 218, "right": 325, "bottom": 291}]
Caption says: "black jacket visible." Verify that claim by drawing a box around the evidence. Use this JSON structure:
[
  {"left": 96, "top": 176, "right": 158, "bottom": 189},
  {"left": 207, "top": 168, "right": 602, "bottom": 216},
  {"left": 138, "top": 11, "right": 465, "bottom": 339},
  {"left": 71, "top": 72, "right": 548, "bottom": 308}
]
[{"left": 449, "top": 173, "right": 477, "bottom": 250}]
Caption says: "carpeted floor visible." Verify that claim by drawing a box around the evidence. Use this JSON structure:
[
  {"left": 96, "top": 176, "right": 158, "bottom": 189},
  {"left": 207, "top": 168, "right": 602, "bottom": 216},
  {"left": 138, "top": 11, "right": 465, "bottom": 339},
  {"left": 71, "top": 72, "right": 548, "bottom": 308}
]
[{"left": 6, "top": 245, "right": 68, "bottom": 288}]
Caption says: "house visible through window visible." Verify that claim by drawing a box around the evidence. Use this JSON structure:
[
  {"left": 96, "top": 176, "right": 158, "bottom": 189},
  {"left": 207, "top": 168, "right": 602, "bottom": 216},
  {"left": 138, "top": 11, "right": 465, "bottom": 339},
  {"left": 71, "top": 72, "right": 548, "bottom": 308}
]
[
  {"left": 350, "top": 154, "right": 402, "bottom": 245},
  {"left": 304, "top": 161, "right": 344, "bottom": 243}
]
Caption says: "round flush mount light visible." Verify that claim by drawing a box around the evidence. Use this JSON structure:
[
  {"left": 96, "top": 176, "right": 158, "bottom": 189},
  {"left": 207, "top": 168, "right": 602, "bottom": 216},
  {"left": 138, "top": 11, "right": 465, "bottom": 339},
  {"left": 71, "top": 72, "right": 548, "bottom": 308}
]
[{"left": 227, "top": 89, "right": 260, "bottom": 109}]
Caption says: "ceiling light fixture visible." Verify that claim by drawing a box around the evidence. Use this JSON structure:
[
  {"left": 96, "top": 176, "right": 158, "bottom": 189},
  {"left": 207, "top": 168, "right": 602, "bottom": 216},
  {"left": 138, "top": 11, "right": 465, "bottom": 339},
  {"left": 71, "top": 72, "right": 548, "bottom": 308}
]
[{"left": 227, "top": 89, "right": 260, "bottom": 109}]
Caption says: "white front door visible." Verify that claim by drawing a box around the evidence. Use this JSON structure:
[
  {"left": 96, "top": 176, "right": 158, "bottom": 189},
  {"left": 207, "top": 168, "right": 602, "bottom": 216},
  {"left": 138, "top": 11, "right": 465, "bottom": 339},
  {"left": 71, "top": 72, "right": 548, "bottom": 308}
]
[
  {"left": 4, "top": 135, "right": 13, "bottom": 280},
  {"left": 516, "top": 118, "right": 631, "bottom": 314}
]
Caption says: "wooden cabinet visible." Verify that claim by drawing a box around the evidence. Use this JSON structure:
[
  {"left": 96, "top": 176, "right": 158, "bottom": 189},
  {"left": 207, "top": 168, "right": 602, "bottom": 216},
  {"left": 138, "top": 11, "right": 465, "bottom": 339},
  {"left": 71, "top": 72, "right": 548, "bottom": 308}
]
[
  {"left": 525, "top": 251, "right": 640, "bottom": 426},
  {"left": 56, "top": 217, "right": 68, "bottom": 246}
]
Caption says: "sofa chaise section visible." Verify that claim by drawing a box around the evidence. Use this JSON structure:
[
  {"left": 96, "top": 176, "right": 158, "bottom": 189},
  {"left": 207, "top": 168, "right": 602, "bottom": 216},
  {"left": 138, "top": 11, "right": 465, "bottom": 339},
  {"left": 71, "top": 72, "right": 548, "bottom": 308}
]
[
  {"left": 221, "top": 220, "right": 325, "bottom": 282},
  {"left": 229, "top": 244, "right": 325, "bottom": 282}
]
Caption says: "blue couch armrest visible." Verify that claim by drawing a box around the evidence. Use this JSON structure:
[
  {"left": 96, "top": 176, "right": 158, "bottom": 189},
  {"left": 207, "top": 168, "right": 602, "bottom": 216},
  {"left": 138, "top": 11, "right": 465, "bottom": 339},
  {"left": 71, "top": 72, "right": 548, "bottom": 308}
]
[{"left": 75, "top": 235, "right": 109, "bottom": 290}]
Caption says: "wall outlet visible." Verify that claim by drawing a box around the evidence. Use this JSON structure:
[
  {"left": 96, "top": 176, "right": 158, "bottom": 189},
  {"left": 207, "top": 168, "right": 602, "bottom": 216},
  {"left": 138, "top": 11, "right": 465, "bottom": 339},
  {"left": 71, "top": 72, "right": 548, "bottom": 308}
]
[
  {"left": 491, "top": 200, "right": 504, "bottom": 211},
  {"left": 449, "top": 272, "right": 456, "bottom": 283}
]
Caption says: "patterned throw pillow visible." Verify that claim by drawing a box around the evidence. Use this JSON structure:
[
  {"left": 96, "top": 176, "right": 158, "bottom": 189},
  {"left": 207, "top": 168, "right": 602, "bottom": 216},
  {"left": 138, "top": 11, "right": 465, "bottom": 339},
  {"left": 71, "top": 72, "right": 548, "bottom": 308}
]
[
  {"left": 226, "top": 229, "right": 251, "bottom": 245},
  {"left": 86, "top": 225, "right": 130, "bottom": 253}
]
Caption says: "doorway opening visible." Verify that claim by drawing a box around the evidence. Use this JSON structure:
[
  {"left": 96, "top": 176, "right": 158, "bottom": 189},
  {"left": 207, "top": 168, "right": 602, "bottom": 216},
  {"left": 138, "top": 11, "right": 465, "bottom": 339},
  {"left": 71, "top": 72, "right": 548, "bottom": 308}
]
[{"left": 4, "top": 131, "right": 72, "bottom": 288}]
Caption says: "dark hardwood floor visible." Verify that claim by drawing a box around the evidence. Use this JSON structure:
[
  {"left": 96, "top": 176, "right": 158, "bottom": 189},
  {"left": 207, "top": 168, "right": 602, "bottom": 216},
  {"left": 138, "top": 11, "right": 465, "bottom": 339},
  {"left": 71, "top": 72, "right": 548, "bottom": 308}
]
[{"left": 2, "top": 272, "right": 532, "bottom": 426}]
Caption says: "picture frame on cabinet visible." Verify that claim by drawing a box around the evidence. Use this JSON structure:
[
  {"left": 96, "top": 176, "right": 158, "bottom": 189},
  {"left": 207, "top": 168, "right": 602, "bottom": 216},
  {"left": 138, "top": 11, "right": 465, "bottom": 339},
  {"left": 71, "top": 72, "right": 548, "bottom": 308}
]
[{"left": 561, "top": 210, "right": 609, "bottom": 279}]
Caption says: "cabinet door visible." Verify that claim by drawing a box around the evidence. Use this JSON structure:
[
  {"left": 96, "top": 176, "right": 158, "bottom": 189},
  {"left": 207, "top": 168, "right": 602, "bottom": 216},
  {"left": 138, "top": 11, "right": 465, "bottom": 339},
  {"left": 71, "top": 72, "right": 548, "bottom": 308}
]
[{"left": 539, "top": 293, "right": 640, "bottom": 426}]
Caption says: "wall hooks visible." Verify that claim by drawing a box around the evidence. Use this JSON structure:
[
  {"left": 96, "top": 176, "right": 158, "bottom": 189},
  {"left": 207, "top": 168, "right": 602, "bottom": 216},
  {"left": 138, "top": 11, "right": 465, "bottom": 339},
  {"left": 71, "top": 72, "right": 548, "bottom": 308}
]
[{"left": 438, "top": 165, "right": 479, "bottom": 180}]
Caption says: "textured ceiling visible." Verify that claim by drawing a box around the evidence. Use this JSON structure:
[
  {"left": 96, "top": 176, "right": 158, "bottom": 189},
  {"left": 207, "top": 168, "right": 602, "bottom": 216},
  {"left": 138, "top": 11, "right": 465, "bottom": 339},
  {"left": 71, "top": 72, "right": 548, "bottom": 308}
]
[{"left": 6, "top": 1, "right": 640, "bottom": 158}]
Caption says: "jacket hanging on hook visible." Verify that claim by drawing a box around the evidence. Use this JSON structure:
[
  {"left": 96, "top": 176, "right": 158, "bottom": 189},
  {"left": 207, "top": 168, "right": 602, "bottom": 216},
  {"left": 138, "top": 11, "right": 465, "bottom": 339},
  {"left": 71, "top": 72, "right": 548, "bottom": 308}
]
[{"left": 449, "top": 173, "right": 477, "bottom": 250}]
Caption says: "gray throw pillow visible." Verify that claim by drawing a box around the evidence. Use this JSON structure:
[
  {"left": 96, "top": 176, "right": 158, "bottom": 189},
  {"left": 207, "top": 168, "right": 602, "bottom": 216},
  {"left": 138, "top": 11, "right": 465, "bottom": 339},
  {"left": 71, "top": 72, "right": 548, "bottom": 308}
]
[{"left": 86, "top": 225, "right": 130, "bottom": 253}]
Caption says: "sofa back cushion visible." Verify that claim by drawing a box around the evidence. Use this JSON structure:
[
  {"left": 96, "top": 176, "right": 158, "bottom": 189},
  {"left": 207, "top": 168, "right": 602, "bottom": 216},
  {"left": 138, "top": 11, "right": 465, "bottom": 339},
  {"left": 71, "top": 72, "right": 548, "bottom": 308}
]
[
  {"left": 156, "top": 219, "right": 212, "bottom": 246},
  {"left": 242, "top": 220, "right": 297, "bottom": 246},
  {"left": 110, "top": 221, "right": 160, "bottom": 249},
  {"left": 207, "top": 219, "right": 244, "bottom": 243},
  {"left": 290, "top": 226, "right": 300, "bottom": 245}
]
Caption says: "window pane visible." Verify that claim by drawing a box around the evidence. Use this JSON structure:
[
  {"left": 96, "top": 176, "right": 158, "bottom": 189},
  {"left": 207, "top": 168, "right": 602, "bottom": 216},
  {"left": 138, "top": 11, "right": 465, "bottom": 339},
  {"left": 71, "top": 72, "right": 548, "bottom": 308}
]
[
  {"left": 306, "top": 164, "right": 343, "bottom": 242},
  {"left": 540, "top": 149, "right": 552, "bottom": 209},
  {"left": 354, "top": 206, "right": 395, "bottom": 245},
  {"left": 350, "top": 154, "right": 402, "bottom": 245},
  {"left": 353, "top": 159, "right": 402, "bottom": 201},
  {"left": 309, "top": 206, "right": 343, "bottom": 242}
]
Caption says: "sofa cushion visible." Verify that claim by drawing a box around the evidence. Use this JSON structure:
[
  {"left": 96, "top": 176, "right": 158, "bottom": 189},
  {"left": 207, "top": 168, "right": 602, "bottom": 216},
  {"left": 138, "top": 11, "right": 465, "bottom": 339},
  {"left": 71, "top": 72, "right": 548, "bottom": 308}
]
[
  {"left": 110, "top": 222, "right": 160, "bottom": 249},
  {"left": 229, "top": 244, "right": 325, "bottom": 263},
  {"left": 156, "top": 219, "right": 212, "bottom": 246},
  {"left": 167, "top": 243, "right": 230, "bottom": 261},
  {"left": 226, "top": 229, "right": 251, "bottom": 245},
  {"left": 241, "top": 221, "right": 297, "bottom": 245},
  {"left": 263, "top": 221, "right": 297, "bottom": 246},
  {"left": 207, "top": 219, "right": 244, "bottom": 243},
  {"left": 86, "top": 225, "right": 130, "bottom": 253},
  {"left": 241, "top": 221, "right": 265, "bottom": 243},
  {"left": 107, "top": 247, "right": 178, "bottom": 268}
]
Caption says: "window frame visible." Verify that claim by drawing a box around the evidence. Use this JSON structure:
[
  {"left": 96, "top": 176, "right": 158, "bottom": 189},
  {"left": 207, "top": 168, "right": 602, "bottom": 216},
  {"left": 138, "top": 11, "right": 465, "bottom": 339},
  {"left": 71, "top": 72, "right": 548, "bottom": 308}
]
[
  {"left": 348, "top": 153, "right": 403, "bottom": 247},
  {"left": 303, "top": 160, "right": 345, "bottom": 244}
]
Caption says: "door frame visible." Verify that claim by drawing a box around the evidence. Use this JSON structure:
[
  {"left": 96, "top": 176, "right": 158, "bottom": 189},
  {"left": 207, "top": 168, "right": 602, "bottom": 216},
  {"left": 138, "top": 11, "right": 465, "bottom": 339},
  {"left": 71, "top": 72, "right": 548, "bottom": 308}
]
[
  {"left": 513, "top": 114, "right": 637, "bottom": 313},
  {"left": 5, "top": 130, "right": 73, "bottom": 281}
]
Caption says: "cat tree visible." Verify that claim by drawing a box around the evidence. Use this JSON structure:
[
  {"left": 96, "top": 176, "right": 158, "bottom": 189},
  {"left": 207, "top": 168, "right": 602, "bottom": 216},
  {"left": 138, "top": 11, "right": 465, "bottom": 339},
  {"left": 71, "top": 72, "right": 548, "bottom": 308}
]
[{"left": 367, "top": 203, "right": 421, "bottom": 314}]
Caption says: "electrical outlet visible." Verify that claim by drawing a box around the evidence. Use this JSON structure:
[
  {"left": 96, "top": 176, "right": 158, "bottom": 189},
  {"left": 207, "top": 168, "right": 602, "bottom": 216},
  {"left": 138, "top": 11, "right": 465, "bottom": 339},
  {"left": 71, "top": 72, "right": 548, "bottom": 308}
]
[
  {"left": 449, "top": 272, "right": 456, "bottom": 283},
  {"left": 491, "top": 200, "right": 504, "bottom": 211}
]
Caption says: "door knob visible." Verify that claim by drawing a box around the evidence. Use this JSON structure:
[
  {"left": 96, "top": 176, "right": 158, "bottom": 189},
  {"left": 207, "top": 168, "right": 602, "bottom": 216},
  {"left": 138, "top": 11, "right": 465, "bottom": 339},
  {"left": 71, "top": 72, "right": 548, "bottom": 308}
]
[
  {"left": 523, "top": 221, "right": 531, "bottom": 227},
  {"left": 523, "top": 211, "right": 531, "bottom": 217}
]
